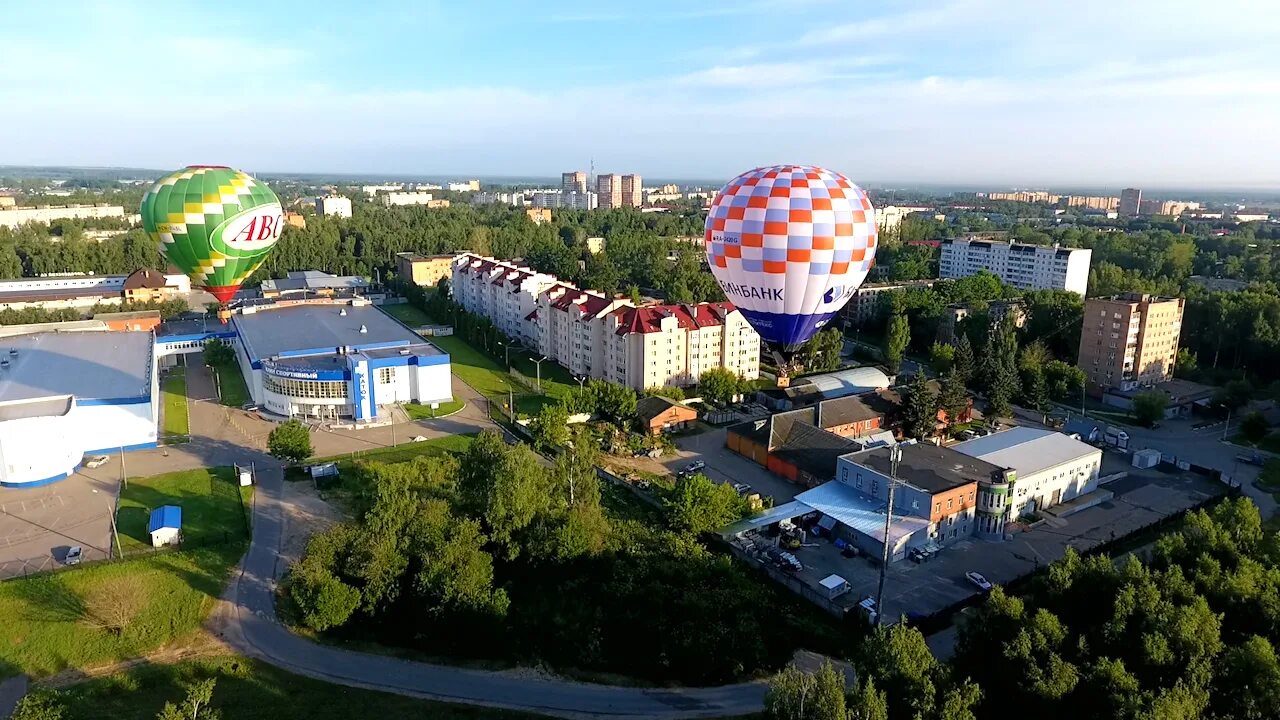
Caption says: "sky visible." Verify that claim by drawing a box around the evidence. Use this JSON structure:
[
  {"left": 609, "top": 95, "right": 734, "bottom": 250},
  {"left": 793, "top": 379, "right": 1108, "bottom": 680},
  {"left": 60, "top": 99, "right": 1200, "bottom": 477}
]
[{"left": 2, "top": 0, "right": 1278, "bottom": 189}]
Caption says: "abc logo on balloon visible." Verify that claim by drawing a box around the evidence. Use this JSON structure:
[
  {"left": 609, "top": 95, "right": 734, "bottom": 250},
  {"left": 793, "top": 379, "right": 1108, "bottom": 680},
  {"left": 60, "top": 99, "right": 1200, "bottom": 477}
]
[{"left": 221, "top": 203, "right": 285, "bottom": 252}]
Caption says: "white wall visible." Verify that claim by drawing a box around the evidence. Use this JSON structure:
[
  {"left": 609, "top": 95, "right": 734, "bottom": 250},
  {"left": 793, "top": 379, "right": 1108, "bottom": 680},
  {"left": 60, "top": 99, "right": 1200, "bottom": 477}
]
[
  {"left": 1009, "top": 451, "right": 1102, "bottom": 517},
  {"left": 0, "top": 398, "right": 157, "bottom": 486},
  {"left": 412, "top": 364, "right": 452, "bottom": 404}
]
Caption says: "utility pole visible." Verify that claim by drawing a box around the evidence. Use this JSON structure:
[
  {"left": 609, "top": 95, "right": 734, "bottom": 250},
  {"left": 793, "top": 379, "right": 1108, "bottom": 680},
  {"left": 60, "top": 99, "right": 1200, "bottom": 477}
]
[
  {"left": 1223, "top": 408, "right": 1232, "bottom": 441},
  {"left": 119, "top": 446, "right": 127, "bottom": 490},
  {"left": 1080, "top": 383, "right": 1086, "bottom": 419},
  {"left": 108, "top": 502, "right": 122, "bottom": 559},
  {"left": 876, "top": 444, "right": 902, "bottom": 625},
  {"left": 532, "top": 356, "right": 546, "bottom": 394}
]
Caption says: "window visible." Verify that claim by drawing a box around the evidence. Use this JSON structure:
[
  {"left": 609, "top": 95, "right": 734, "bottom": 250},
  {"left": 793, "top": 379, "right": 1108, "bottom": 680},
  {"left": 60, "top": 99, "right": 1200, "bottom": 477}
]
[
  {"left": 377, "top": 367, "right": 394, "bottom": 385},
  {"left": 947, "top": 498, "right": 953, "bottom": 509},
  {"left": 871, "top": 478, "right": 879, "bottom": 494},
  {"left": 263, "top": 375, "right": 347, "bottom": 400},
  {"left": 855, "top": 474, "right": 863, "bottom": 488}
]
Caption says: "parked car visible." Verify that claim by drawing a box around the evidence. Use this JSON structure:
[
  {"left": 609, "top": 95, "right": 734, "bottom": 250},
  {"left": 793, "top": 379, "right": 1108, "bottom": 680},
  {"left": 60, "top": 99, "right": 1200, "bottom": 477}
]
[
  {"left": 732, "top": 482, "right": 752, "bottom": 495},
  {"left": 64, "top": 546, "right": 83, "bottom": 566},
  {"left": 683, "top": 460, "right": 706, "bottom": 474},
  {"left": 82, "top": 455, "right": 109, "bottom": 469},
  {"left": 965, "top": 571, "right": 993, "bottom": 592},
  {"left": 1237, "top": 452, "right": 1266, "bottom": 467},
  {"left": 908, "top": 547, "right": 931, "bottom": 564}
]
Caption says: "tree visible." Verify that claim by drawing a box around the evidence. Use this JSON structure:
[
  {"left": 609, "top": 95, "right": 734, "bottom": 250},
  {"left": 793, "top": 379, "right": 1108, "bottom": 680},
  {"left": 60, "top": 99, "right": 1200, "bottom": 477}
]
[
  {"left": 953, "top": 334, "right": 975, "bottom": 385},
  {"left": 156, "top": 679, "right": 220, "bottom": 720},
  {"left": 268, "top": 419, "right": 313, "bottom": 465},
  {"left": 983, "top": 318, "right": 1020, "bottom": 418},
  {"left": 1215, "top": 635, "right": 1280, "bottom": 720},
  {"left": 847, "top": 677, "right": 889, "bottom": 720},
  {"left": 883, "top": 312, "right": 910, "bottom": 374},
  {"left": 626, "top": 283, "right": 643, "bottom": 305},
  {"left": 529, "top": 403, "right": 571, "bottom": 451},
  {"left": 1174, "top": 348, "right": 1198, "bottom": 378},
  {"left": 930, "top": 341, "right": 955, "bottom": 373},
  {"left": 665, "top": 472, "right": 747, "bottom": 535},
  {"left": 202, "top": 338, "right": 234, "bottom": 367},
  {"left": 939, "top": 369, "right": 968, "bottom": 427},
  {"left": 591, "top": 380, "right": 638, "bottom": 425},
  {"left": 698, "top": 367, "right": 741, "bottom": 406},
  {"left": 1241, "top": 411, "right": 1269, "bottom": 443},
  {"left": 1132, "top": 391, "right": 1167, "bottom": 427},
  {"left": 289, "top": 564, "right": 360, "bottom": 631},
  {"left": 10, "top": 690, "right": 67, "bottom": 720},
  {"left": 81, "top": 575, "right": 146, "bottom": 636},
  {"left": 799, "top": 327, "right": 844, "bottom": 373},
  {"left": 903, "top": 369, "right": 939, "bottom": 439},
  {"left": 765, "top": 662, "right": 847, "bottom": 720},
  {"left": 644, "top": 385, "right": 686, "bottom": 400}
]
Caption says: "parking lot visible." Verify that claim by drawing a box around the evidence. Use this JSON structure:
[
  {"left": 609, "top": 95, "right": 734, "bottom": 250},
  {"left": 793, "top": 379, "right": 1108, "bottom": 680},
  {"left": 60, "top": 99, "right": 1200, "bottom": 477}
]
[
  {"left": 739, "top": 466, "right": 1229, "bottom": 624},
  {"left": 671, "top": 427, "right": 802, "bottom": 503},
  {"left": 0, "top": 469, "right": 118, "bottom": 579}
]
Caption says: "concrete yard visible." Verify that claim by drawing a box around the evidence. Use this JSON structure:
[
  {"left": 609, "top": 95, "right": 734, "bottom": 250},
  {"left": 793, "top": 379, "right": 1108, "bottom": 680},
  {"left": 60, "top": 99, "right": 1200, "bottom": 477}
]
[
  {"left": 672, "top": 427, "right": 803, "bottom": 503},
  {"left": 0, "top": 471, "right": 118, "bottom": 579}
]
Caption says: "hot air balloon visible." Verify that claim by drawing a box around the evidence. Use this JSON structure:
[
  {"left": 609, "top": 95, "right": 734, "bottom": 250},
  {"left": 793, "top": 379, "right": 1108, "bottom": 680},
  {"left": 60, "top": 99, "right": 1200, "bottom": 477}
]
[
  {"left": 141, "top": 166, "right": 284, "bottom": 305},
  {"left": 704, "top": 164, "right": 878, "bottom": 375}
]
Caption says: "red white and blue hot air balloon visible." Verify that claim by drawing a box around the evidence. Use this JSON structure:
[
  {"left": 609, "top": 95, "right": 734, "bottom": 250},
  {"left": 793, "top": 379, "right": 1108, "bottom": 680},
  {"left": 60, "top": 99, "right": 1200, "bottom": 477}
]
[{"left": 704, "top": 164, "right": 878, "bottom": 356}]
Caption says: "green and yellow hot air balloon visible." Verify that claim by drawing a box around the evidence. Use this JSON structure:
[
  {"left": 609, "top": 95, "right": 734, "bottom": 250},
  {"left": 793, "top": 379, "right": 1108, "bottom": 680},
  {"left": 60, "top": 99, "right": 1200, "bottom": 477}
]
[{"left": 141, "top": 166, "right": 283, "bottom": 304}]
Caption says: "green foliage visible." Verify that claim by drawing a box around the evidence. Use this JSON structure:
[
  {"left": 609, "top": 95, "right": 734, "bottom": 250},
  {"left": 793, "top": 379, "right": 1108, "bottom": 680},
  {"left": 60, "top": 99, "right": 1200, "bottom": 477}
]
[
  {"left": 939, "top": 370, "right": 968, "bottom": 426},
  {"left": 268, "top": 419, "right": 313, "bottom": 464},
  {"left": 643, "top": 384, "right": 685, "bottom": 400},
  {"left": 1043, "top": 360, "right": 1087, "bottom": 402},
  {"left": 903, "top": 369, "right": 939, "bottom": 439},
  {"left": 201, "top": 338, "right": 234, "bottom": 367},
  {"left": 1240, "top": 411, "right": 1269, "bottom": 443},
  {"left": 528, "top": 403, "right": 571, "bottom": 451},
  {"left": 590, "top": 379, "right": 637, "bottom": 425},
  {"left": 883, "top": 312, "right": 910, "bottom": 374},
  {"left": 698, "top": 366, "right": 742, "bottom": 405},
  {"left": 155, "top": 679, "right": 220, "bottom": 720},
  {"left": 1132, "top": 391, "right": 1168, "bottom": 427},
  {"left": 664, "top": 472, "right": 749, "bottom": 535},
  {"left": 798, "top": 327, "right": 845, "bottom": 373},
  {"left": 764, "top": 661, "right": 848, "bottom": 720},
  {"left": 982, "top": 318, "right": 1020, "bottom": 417},
  {"left": 848, "top": 677, "right": 889, "bottom": 720},
  {"left": 953, "top": 334, "right": 975, "bottom": 385},
  {"left": 10, "top": 690, "right": 67, "bottom": 720},
  {"left": 929, "top": 341, "right": 955, "bottom": 373},
  {"left": 1174, "top": 348, "right": 1198, "bottom": 377}
]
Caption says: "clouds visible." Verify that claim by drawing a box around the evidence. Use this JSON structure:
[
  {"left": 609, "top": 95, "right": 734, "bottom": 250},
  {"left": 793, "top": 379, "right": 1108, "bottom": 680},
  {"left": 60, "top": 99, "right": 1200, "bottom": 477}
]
[{"left": 0, "top": 0, "right": 1277, "bottom": 188}]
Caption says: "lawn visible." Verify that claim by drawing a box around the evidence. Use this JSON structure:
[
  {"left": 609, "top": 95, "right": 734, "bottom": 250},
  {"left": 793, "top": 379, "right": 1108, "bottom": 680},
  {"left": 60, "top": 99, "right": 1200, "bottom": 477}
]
[
  {"left": 314, "top": 433, "right": 478, "bottom": 469},
  {"left": 115, "top": 468, "right": 250, "bottom": 555},
  {"left": 160, "top": 370, "right": 189, "bottom": 441},
  {"left": 211, "top": 363, "right": 249, "bottom": 407},
  {"left": 404, "top": 399, "right": 466, "bottom": 419},
  {"left": 0, "top": 546, "right": 242, "bottom": 678},
  {"left": 53, "top": 655, "right": 546, "bottom": 720},
  {"left": 379, "top": 302, "right": 433, "bottom": 327}
]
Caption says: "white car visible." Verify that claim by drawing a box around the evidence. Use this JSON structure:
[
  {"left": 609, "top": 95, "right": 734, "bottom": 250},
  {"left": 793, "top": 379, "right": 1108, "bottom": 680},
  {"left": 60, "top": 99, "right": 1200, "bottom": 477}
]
[
  {"left": 64, "top": 546, "right": 83, "bottom": 566},
  {"left": 83, "top": 455, "right": 109, "bottom": 469},
  {"left": 965, "top": 571, "right": 993, "bottom": 592}
]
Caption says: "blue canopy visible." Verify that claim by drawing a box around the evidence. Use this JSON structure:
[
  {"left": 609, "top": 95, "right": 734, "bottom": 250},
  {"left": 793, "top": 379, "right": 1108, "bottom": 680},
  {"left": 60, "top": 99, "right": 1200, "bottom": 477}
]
[{"left": 148, "top": 505, "right": 182, "bottom": 532}]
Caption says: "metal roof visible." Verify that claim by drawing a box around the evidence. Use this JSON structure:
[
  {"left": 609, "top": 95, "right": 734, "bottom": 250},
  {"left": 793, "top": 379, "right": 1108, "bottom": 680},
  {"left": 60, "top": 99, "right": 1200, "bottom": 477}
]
[
  {"left": 148, "top": 505, "right": 182, "bottom": 532},
  {"left": 951, "top": 427, "right": 1099, "bottom": 477},
  {"left": 234, "top": 303, "right": 438, "bottom": 361},
  {"left": 794, "top": 481, "right": 929, "bottom": 545},
  {"left": 793, "top": 367, "right": 892, "bottom": 399},
  {"left": 0, "top": 331, "right": 153, "bottom": 403},
  {"left": 853, "top": 443, "right": 1001, "bottom": 493}
]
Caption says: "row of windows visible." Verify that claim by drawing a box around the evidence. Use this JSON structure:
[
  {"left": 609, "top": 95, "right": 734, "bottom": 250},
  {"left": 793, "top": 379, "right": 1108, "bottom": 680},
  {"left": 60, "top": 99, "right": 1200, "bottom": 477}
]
[{"left": 263, "top": 375, "right": 348, "bottom": 399}]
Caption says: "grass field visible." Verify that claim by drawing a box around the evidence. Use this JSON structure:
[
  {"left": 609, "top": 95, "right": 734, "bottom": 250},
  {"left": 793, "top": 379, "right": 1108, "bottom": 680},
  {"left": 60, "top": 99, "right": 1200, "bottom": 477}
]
[
  {"left": 53, "top": 655, "right": 545, "bottom": 720},
  {"left": 379, "top": 302, "right": 432, "bottom": 326},
  {"left": 0, "top": 546, "right": 242, "bottom": 678},
  {"left": 211, "top": 363, "right": 249, "bottom": 407},
  {"left": 404, "top": 399, "right": 466, "bottom": 419},
  {"left": 115, "top": 468, "right": 250, "bottom": 555},
  {"left": 160, "top": 371, "right": 189, "bottom": 441}
]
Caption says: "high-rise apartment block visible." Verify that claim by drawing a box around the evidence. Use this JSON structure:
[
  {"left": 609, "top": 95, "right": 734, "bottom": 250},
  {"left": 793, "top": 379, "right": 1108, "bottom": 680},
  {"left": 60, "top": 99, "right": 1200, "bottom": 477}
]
[
  {"left": 1077, "top": 293, "right": 1183, "bottom": 393},
  {"left": 451, "top": 253, "right": 759, "bottom": 389},
  {"left": 597, "top": 174, "right": 622, "bottom": 209},
  {"left": 1119, "top": 188, "right": 1142, "bottom": 216},
  {"left": 939, "top": 238, "right": 1092, "bottom": 295},
  {"left": 621, "top": 174, "right": 642, "bottom": 207},
  {"left": 315, "top": 196, "right": 352, "bottom": 218},
  {"left": 561, "top": 171, "right": 587, "bottom": 195}
]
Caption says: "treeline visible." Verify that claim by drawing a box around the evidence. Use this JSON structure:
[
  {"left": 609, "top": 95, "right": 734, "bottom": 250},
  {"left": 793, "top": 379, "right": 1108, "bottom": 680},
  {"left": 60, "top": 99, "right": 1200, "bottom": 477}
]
[
  {"left": 287, "top": 432, "right": 837, "bottom": 684},
  {"left": 0, "top": 298, "right": 188, "bottom": 326},
  {"left": 0, "top": 225, "right": 163, "bottom": 278}
]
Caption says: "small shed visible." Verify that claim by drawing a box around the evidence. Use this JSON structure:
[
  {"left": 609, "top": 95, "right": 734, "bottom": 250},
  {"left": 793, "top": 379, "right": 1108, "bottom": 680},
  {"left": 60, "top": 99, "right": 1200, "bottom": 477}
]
[
  {"left": 819, "top": 573, "right": 851, "bottom": 600},
  {"left": 1132, "top": 448, "right": 1161, "bottom": 469},
  {"left": 635, "top": 396, "right": 698, "bottom": 435},
  {"left": 147, "top": 505, "right": 182, "bottom": 548}
]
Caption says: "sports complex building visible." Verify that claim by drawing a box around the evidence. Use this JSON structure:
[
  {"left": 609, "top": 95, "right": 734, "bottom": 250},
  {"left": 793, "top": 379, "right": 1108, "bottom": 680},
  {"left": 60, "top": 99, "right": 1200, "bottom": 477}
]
[
  {"left": 227, "top": 299, "right": 452, "bottom": 421},
  {"left": 0, "top": 331, "right": 158, "bottom": 487}
]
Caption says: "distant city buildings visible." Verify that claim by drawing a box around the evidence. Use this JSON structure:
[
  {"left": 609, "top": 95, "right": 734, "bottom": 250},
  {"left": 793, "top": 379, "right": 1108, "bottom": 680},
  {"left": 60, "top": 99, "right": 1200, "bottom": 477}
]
[
  {"left": 940, "top": 237, "right": 1092, "bottom": 295},
  {"left": 596, "top": 174, "right": 622, "bottom": 209},
  {"left": 451, "top": 252, "right": 760, "bottom": 390},
  {"left": 472, "top": 191, "right": 526, "bottom": 206},
  {"left": 561, "top": 171, "right": 587, "bottom": 195},
  {"left": 1119, "top": 188, "right": 1142, "bottom": 216},
  {"left": 621, "top": 174, "right": 642, "bottom": 208},
  {"left": 530, "top": 191, "right": 596, "bottom": 210},
  {"left": 1077, "top": 293, "right": 1183, "bottom": 394},
  {"left": 0, "top": 195, "right": 15, "bottom": 208},
  {"left": 382, "top": 191, "right": 436, "bottom": 207},
  {"left": 526, "top": 207, "right": 552, "bottom": 225},
  {"left": 361, "top": 184, "right": 403, "bottom": 196},
  {"left": 839, "top": 279, "right": 937, "bottom": 326},
  {"left": 315, "top": 196, "right": 352, "bottom": 218},
  {"left": 877, "top": 205, "right": 933, "bottom": 232},
  {"left": 447, "top": 180, "right": 480, "bottom": 192},
  {"left": 0, "top": 204, "right": 125, "bottom": 229}
]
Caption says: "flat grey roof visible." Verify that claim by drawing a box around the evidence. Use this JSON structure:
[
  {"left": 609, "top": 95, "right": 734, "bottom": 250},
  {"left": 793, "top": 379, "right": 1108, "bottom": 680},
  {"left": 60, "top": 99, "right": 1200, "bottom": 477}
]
[
  {"left": 234, "top": 302, "right": 431, "bottom": 360},
  {"left": 952, "top": 427, "right": 1099, "bottom": 476},
  {"left": 0, "top": 331, "right": 153, "bottom": 403},
  {"left": 855, "top": 443, "right": 1003, "bottom": 493}
]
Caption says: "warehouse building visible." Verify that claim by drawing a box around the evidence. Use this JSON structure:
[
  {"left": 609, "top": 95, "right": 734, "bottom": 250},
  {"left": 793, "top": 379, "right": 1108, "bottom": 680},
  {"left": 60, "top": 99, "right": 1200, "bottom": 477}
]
[
  {"left": 0, "top": 330, "right": 158, "bottom": 487},
  {"left": 952, "top": 427, "right": 1102, "bottom": 526},
  {"left": 229, "top": 299, "right": 452, "bottom": 421}
]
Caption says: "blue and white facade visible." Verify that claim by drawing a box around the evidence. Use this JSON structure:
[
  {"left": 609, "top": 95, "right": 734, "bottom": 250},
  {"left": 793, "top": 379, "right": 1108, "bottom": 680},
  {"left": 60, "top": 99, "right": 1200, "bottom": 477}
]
[
  {"left": 0, "top": 331, "right": 158, "bottom": 487},
  {"left": 230, "top": 299, "right": 452, "bottom": 421}
]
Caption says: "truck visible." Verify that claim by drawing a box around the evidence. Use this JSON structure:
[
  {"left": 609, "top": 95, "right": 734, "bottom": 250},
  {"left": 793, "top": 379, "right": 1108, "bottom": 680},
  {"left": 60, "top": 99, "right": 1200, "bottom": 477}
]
[{"left": 1237, "top": 452, "right": 1266, "bottom": 467}]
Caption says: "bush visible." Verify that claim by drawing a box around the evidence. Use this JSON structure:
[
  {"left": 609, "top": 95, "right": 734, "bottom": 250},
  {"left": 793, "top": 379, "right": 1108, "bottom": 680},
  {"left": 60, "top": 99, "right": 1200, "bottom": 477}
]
[
  {"left": 268, "top": 419, "right": 313, "bottom": 465},
  {"left": 1241, "top": 411, "right": 1269, "bottom": 444}
]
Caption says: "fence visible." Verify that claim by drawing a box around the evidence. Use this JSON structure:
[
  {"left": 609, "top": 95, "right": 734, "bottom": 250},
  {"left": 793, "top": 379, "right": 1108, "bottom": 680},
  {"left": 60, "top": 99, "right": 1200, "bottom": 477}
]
[{"left": 715, "top": 537, "right": 850, "bottom": 619}]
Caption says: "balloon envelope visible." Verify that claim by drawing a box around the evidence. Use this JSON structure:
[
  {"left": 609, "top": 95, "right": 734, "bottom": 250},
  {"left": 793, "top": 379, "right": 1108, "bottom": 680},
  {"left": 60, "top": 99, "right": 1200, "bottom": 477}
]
[
  {"left": 141, "top": 166, "right": 283, "bottom": 304},
  {"left": 704, "top": 165, "right": 878, "bottom": 354}
]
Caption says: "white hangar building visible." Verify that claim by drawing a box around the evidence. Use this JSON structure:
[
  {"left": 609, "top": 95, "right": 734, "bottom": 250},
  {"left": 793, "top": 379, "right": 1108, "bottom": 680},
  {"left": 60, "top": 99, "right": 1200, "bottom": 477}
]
[
  {"left": 229, "top": 299, "right": 452, "bottom": 422},
  {"left": 0, "top": 331, "right": 158, "bottom": 487}
]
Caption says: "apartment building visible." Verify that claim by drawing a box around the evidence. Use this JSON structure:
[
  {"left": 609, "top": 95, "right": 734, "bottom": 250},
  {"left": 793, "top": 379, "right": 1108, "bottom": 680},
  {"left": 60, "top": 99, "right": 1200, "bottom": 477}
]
[
  {"left": 840, "top": 279, "right": 937, "bottom": 327},
  {"left": 561, "top": 171, "right": 587, "bottom": 195},
  {"left": 315, "top": 196, "right": 352, "bottom": 218},
  {"left": 940, "top": 238, "right": 1091, "bottom": 295},
  {"left": 596, "top": 174, "right": 622, "bottom": 209},
  {"left": 396, "top": 252, "right": 455, "bottom": 287},
  {"left": 0, "top": 204, "right": 125, "bottom": 229},
  {"left": 382, "top": 192, "right": 435, "bottom": 207},
  {"left": 1077, "top": 293, "right": 1183, "bottom": 393},
  {"left": 451, "top": 252, "right": 760, "bottom": 390},
  {"left": 1119, "top": 188, "right": 1142, "bottom": 216},
  {"left": 937, "top": 299, "right": 1026, "bottom": 344},
  {"left": 531, "top": 191, "right": 596, "bottom": 210},
  {"left": 452, "top": 255, "right": 558, "bottom": 347},
  {"left": 621, "top": 174, "right": 642, "bottom": 208}
]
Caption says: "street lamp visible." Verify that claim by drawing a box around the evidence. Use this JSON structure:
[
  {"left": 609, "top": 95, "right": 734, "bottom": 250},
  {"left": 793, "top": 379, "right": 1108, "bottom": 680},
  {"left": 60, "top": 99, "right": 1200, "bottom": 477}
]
[{"left": 531, "top": 356, "right": 547, "bottom": 394}]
